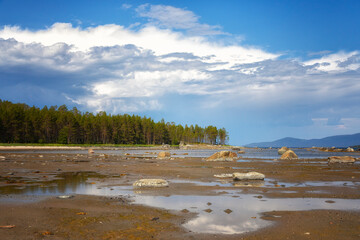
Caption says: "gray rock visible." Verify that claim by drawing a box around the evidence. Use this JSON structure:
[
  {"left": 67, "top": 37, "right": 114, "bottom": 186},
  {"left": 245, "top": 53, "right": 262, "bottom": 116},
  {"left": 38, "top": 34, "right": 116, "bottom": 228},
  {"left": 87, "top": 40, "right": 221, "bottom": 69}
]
[
  {"left": 233, "top": 172, "right": 265, "bottom": 180},
  {"left": 133, "top": 179, "right": 169, "bottom": 188}
]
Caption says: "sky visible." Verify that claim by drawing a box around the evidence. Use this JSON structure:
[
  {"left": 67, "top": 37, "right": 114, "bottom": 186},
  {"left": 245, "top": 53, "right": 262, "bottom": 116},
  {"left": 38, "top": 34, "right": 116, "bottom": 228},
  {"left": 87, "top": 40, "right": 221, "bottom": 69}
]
[{"left": 0, "top": 0, "right": 359, "bottom": 145}]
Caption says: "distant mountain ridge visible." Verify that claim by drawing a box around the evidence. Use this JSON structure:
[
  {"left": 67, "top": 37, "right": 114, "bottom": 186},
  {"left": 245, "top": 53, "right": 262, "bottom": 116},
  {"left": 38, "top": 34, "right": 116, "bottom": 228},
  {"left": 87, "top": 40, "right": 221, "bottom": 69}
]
[{"left": 246, "top": 133, "right": 360, "bottom": 148}]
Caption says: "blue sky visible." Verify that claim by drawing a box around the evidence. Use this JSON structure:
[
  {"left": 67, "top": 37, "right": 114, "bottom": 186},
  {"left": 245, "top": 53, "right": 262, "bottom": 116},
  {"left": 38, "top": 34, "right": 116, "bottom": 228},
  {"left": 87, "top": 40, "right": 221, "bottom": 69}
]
[{"left": 0, "top": 0, "right": 359, "bottom": 145}]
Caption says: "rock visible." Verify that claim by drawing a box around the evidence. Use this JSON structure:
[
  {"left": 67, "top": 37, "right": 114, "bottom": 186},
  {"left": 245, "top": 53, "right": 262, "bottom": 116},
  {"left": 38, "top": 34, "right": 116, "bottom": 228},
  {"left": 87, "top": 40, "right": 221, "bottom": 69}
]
[
  {"left": 57, "top": 195, "right": 74, "bottom": 199},
  {"left": 206, "top": 151, "right": 237, "bottom": 161},
  {"left": 232, "top": 147, "right": 240, "bottom": 151},
  {"left": 238, "top": 150, "right": 245, "bottom": 154},
  {"left": 88, "top": 148, "right": 94, "bottom": 154},
  {"left": 346, "top": 147, "right": 355, "bottom": 152},
  {"left": 214, "top": 173, "right": 233, "bottom": 178},
  {"left": 133, "top": 179, "right": 169, "bottom": 188},
  {"left": 328, "top": 156, "right": 356, "bottom": 163},
  {"left": 224, "top": 209, "right": 233, "bottom": 214},
  {"left": 161, "top": 143, "right": 170, "bottom": 149},
  {"left": 280, "top": 150, "right": 298, "bottom": 160},
  {"left": 0, "top": 156, "right": 5, "bottom": 160},
  {"left": 157, "top": 151, "right": 171, "bottom": 159},
  {"left": 278, "top": 147, "right": 289, "bottom": 155},
  {"left": 233, "top": 172, "right": 265, "bottom": 180}
]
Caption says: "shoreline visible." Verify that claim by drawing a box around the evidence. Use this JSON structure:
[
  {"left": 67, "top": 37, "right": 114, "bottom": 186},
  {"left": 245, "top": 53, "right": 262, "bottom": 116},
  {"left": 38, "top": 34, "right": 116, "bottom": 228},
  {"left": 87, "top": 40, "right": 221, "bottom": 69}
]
[{"left": 0, "top": 150, "right": 359, "bottom": 239}]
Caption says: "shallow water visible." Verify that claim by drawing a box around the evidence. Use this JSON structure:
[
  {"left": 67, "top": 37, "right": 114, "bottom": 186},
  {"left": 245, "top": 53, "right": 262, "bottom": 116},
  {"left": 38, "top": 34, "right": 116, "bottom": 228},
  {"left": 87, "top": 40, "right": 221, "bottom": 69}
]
[
  {"left": 1, "top": 148, "right": 359, "bottom": 159},
  {"left": 1, "top": 172, "right": 360, "bottom": 235}
]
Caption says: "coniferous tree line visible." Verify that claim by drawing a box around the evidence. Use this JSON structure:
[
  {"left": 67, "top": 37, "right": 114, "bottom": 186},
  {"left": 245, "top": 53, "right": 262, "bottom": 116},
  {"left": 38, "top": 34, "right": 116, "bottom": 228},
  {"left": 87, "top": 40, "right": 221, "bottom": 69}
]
[{"left": 0, "top": 100, "right": 229, "bottom": 145}]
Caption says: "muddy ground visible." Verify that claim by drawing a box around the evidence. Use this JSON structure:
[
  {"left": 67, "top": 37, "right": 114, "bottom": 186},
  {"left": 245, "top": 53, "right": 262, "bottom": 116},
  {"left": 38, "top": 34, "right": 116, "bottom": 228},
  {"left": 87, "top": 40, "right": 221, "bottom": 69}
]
[{"left": 0, "top": 149, "right": 359, "bottom": 239}]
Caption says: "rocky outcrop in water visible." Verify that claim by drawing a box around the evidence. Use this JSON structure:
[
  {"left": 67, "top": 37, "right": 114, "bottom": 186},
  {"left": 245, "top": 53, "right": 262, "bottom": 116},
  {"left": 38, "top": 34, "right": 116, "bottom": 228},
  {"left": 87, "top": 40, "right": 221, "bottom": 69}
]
[
  {"left": 157, "top": 151, "right": 171, "bottom": 159},
  {"left": 133, "top": 179, "right": 169, "bottom": 187},
  {"left": 280, "top": 150, "right": 298, "bottom": 160},
  {"left": 328, "top": 156, "right": 356, "bottom": 163},
  {"left": 206, "top": 151, "right": 237, "bottom": 161},
  {"left": 346, "top": 147, "right": 355, "bottom": 152},
  {"left": 278, "top": 147, "right": 289, "bottom": 155},
  {"left": 88, "top": 148, "right": 94, "bottom": 154},
  {"left": 233, "top": 172, "right": 265, "bottom": 180}
]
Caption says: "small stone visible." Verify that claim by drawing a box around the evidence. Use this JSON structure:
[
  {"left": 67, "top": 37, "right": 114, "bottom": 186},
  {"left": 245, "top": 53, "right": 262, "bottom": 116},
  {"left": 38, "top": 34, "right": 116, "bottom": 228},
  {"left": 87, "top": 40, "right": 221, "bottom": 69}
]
[
  {"left": 224, "top": 209, "right": 232, "bottom": 214},
  {"left": 204, "top": 209, "right": 212, "bottom": 213},
  {"left": 133, "top": 179, "right": 169, "bottom": 188},
  {"left": 57, "top": 195, "right": 74, "bottom": 199},
  {"left": 181, "top": 209, "right": 189, "bottom": 213}
]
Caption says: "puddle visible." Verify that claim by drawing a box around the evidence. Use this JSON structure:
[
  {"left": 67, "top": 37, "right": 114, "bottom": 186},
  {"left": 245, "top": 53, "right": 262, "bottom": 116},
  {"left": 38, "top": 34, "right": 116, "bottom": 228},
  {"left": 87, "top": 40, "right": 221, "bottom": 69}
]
[
  {"left": 132, "top": 194, "right": 360, "bottom": 234},
  {"left": 1, "top": 172, "right": 360, "bottom": 235},
  {"left": 171, "top": 178, "right": 360, "bottom": 189},
  {"left": 0, "top": 172, "right": 132, "bottom": 196}
]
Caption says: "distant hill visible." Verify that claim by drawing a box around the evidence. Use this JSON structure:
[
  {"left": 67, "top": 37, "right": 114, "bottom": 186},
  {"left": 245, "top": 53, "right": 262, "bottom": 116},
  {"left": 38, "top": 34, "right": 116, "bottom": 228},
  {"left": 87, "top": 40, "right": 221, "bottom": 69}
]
[{"left": 246, "top": 133, "right": 360, "bottom": 148}]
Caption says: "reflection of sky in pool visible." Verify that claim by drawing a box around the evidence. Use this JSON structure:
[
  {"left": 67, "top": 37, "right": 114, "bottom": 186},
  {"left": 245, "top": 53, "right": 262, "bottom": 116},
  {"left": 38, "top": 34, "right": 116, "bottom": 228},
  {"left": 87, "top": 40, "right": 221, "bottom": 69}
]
[
  {"left": 1, "top": 172, "right": 360, "bottom": 235},
  {"left": 133, "top": 194, "right": 360, "bottom": 234}
]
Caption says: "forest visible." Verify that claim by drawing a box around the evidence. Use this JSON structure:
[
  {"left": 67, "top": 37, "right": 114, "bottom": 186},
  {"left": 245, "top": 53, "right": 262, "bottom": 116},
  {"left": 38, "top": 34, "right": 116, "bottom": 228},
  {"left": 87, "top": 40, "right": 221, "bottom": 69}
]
[{"left": 0, "top": 100, "right": 228, "bottom": 145}]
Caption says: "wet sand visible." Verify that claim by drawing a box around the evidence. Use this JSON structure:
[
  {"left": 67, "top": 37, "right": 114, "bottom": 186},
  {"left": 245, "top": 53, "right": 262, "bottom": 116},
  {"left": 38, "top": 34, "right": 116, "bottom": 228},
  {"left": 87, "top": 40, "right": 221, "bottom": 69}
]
[{"left": 0, "top": 149, "right": 359, "bottom": 239}]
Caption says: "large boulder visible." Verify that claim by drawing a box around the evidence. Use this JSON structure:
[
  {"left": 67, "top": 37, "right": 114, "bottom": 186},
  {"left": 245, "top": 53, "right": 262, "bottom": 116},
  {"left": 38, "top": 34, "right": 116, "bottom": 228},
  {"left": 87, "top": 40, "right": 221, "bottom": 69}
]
[
  {"left": 346, "top": 147, "right": 355, "bottom": 152},
  {"left": 280, "top": 150, "right": 298, "bottom": 160},
  {"left": 328, "top": 156, "right": 356, "bottom": 163},
  {"left": 206, "top": 151, "right": 237, "bottom": 162},
  {"left": 157, "top": 151, "right": 171, "bottom": 159},
  {"left": 233, "top": 172, "right": 265, "bottom": 180},
  {"left": 88, "top": 148, "right": 94, "bottom": 154},
  {"left": 133, "top": 179, "right": 169, "bottom": 188},
  {"left": 278, "top": 147, "right": 289, "bottom": 155}
]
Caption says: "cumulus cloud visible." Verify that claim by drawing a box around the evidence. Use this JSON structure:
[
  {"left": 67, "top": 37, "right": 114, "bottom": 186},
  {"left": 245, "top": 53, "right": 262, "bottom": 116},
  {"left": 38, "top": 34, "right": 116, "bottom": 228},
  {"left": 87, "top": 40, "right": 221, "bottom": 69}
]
[{"left": 136, "top": 4, "right": 225, "bottom": 36}]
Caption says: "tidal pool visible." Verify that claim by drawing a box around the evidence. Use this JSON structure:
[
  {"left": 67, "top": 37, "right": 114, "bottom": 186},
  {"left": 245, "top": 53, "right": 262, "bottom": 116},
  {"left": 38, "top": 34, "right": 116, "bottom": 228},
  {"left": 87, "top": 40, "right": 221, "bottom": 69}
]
[{"left": 1, "top": 172, "right": 359, "bottom": 235}]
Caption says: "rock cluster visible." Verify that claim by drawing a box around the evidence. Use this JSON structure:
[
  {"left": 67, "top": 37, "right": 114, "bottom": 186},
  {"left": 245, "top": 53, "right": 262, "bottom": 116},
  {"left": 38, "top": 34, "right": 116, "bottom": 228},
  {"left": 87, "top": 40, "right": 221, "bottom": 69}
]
[
  {"left": 206, "top": 151, "right": 237, "bottom": 162},
  {"left": 133, "top": 179, "right": 169, "bottom": 188}
]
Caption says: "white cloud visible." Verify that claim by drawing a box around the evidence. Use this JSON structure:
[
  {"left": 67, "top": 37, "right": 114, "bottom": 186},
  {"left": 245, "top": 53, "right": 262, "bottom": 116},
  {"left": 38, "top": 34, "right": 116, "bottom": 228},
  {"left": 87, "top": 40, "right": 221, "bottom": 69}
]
[
  {"left": 304, "top": 51, "right": 360, "bottom": 72},
  {"left": 0, "top": 5, "right": 359, "bottom": 119},
  {"left": 0, "top": 22, "right": 277, "bottom": 68},
  {"left": 136, "top": 4, "right": 224, "bottom": 36},
  {"left": 121, "top": 3, "right": 132, "bottom": 10}
]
